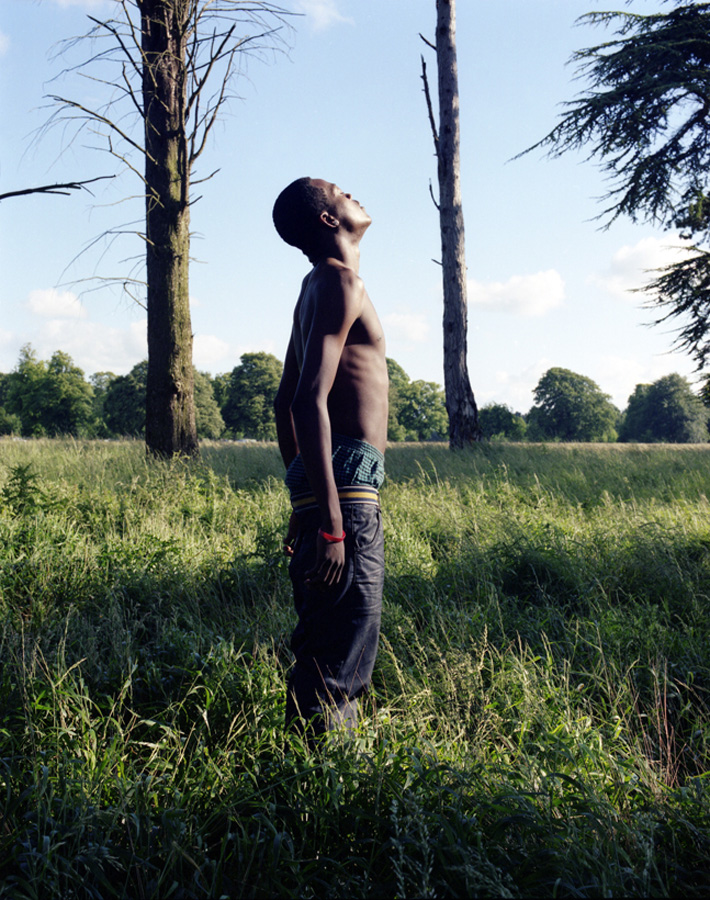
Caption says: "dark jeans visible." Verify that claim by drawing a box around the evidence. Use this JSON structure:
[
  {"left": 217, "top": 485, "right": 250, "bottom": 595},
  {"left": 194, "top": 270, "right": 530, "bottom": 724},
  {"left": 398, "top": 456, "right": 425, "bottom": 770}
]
[{"left": 285, "top": 502, "right": 384, "bottom": 738}]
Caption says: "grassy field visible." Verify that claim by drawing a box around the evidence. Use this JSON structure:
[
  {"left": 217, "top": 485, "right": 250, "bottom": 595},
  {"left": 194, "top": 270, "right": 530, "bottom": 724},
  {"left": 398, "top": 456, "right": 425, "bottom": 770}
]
[{"left": 1, "top": 438, "right": 709, "bottom": 898}]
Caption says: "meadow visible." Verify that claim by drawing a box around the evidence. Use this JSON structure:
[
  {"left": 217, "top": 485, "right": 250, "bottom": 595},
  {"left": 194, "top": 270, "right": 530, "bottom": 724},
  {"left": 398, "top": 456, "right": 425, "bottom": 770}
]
[{"left": 1, "top": 437, "right": 709, "bottom": 898}]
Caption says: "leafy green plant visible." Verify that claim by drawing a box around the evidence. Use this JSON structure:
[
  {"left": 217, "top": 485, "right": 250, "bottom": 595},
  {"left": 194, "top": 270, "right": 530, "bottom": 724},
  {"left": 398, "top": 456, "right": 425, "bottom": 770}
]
[{"left": 1, "top": 463, "right": 44, "bottom": 515}]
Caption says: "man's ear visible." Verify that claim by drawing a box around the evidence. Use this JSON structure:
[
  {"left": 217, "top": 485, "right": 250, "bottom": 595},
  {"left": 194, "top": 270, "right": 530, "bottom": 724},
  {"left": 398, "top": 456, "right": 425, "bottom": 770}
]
[{"left": 320, "top": 210, "right": 339, "bottom": 229}]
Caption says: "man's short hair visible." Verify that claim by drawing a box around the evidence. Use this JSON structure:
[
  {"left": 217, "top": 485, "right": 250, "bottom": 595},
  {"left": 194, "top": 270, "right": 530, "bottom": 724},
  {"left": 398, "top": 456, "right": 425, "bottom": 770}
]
[{"left": 272, "top": 177, "right": 330, "bottom": 256}]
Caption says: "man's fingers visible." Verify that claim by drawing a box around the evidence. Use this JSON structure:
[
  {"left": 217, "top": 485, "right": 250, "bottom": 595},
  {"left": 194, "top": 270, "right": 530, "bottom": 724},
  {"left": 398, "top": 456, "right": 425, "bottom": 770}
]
[
  {"left": 305, "top": 561, "right": 342, "bottom": 587},
  {"left": 283, "top": 511, "right": 299, "bottom": 557}
]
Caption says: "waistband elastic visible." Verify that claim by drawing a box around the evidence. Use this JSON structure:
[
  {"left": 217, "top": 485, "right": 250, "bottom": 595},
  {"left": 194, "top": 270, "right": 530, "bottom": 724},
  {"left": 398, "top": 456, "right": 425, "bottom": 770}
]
[{"left": 290, "top": 484, "right": 380, "bottom": 513}]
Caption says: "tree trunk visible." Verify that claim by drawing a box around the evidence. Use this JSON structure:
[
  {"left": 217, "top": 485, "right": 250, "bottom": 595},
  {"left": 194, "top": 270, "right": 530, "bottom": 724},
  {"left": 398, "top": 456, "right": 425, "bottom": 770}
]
[
  {"left": 435, "top": 0, "right": 480, "bottom": 447},
  {"left": 141, "top": 0, "right": 198, "bottom": 458}
]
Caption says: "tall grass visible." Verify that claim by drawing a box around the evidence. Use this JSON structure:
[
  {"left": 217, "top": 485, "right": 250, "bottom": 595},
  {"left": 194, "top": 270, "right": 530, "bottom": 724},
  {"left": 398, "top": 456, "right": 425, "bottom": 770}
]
[{"left": 1, "top": 438, "right": 709, "bottom": 897}]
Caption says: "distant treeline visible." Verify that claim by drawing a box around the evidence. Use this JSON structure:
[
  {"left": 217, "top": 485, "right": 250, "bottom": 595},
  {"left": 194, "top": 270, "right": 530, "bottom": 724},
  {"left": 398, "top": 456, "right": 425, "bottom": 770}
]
[{"left": 0, "top": 345, "right": 708, "bottom": 443}]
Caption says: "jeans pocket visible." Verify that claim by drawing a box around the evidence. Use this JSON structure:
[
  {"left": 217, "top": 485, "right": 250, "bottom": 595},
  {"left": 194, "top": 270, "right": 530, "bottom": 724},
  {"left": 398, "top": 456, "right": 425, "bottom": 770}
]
[{"left": 349, "top": 505, "right": 384, "bottom": 589}]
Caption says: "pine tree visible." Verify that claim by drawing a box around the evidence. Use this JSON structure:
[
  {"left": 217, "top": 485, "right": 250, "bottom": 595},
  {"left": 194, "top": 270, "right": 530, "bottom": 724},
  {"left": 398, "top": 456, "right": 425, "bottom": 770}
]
[{"left": 527, "top": 2, "right": 710, "bottom": 368}]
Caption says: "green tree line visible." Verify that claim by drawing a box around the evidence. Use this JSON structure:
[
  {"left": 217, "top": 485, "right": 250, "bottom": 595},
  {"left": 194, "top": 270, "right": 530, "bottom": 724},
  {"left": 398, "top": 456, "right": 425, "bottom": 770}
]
[
  {"left": 0, "top": 346, "right": 449, "bottom": 443},
  {"left": 482, "top": 367, "right": 709, "bottom": 444},
  {"left": 0, "top": 346, "right": 707, "bottom": 443}
]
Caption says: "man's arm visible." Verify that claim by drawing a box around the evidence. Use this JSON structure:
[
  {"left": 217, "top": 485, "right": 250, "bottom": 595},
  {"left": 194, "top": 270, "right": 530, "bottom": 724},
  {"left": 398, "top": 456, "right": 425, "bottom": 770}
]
[
  {"left": 290, "top": 264, "right": 364, "bottom": 586},
  {"left": 274, "top": 336, "right": 300, "bottom": 469},
  {"left": 274, "top": 335, "right": 302, "bottom": 559}
]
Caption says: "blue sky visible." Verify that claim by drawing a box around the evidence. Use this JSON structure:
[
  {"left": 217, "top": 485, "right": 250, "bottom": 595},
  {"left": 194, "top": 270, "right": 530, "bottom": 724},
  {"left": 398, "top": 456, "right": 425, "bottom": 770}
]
[{"left": 0, "top": 0, "right": 700, "bottom": 413}]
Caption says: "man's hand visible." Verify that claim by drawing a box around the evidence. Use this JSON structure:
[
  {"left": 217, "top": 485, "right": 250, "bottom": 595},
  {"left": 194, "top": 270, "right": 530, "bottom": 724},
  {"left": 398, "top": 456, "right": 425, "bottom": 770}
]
[
  {"left": 306, "top": 532, "right": 345, "bottom": 587},
  {"left": 282, "top": 511, "right": 299, "bottom": 557}
]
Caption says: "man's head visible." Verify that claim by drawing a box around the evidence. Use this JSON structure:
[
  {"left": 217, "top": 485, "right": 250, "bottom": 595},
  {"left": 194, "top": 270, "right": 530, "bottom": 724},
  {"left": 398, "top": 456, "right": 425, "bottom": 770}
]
[
  {"left": 272, "top": 177, "right": 329, "bottom": 258},
  {"left": 272, "top": 177, "right": 370, "bottom": 260}
]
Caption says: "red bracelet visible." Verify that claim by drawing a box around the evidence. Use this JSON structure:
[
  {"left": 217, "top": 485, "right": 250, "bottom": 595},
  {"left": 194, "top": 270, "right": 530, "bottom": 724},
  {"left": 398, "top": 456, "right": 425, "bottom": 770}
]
[{"left": 318, "top": 528, "right": 346, "bottom": 543}]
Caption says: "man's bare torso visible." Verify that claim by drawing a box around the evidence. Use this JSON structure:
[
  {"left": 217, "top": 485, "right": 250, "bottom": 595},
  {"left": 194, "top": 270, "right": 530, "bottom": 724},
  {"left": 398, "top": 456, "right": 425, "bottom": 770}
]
[{"left": 292, "top": 260, "right": 389, "bottom": 454}]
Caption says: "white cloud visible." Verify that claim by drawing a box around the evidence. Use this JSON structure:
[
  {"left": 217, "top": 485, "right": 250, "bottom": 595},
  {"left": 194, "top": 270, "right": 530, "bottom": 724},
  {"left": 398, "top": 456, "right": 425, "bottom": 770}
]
[
  {"left": 293, "top": 0, "right": 354, "bottom": 31},
  {"left": 484, "top": 358, "right": 554, "bottom": 413},
  {"left": 193, "top": 340, "right": 281, "bottom": 375},
  {"left": 193, "top": 334, "right": 230, "bottom": 371},
  {"left": 0, "top": 30, "right": 9, "bottom": 56},
  {"left": 34, "top": 319, "right": 146, "bottom": 375},
  {"left": 596, "top": 353, "right": 697, "bottom": 409},
  {"left": 477, "top": 350, "right": 699, "bottom": 414},
  {"left": 382, "top": 312, "right": 430, "bottom": 343},
  {"left": 593, "top": 236, "right": 695, "bottom": 302},
  {"left": 468, "top": 270, "right": 565, "bottom": 317},
  {"left": 26, "top": 289, "right": 88, "bottom": 319}
]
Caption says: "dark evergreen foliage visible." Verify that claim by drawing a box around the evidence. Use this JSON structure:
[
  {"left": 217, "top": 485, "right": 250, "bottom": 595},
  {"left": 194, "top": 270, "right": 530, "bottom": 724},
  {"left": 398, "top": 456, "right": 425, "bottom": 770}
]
[{"left": 528, "top": 2, "right": 710, "bottom": 368}]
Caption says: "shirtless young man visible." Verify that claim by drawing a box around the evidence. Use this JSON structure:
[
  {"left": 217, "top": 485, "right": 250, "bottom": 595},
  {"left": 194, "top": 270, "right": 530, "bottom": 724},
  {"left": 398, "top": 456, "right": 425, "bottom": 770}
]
[{"left": 272, "top": 177, "right": 388, "bottom": 738}]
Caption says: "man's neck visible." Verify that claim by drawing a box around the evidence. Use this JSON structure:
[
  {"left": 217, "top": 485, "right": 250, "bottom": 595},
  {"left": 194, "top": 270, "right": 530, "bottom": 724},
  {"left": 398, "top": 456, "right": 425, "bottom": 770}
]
[{"left": 311, "top": 234, "right": 362, "bottom": 274}]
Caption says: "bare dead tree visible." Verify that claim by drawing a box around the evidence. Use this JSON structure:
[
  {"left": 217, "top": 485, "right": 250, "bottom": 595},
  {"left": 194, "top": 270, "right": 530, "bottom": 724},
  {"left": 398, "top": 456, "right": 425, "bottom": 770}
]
[
  {"left": 421, "top": 0, "right": 480, "bottom": 448},
  {"left": 46, "top": 0, "right": 290, "bottom": 457},
  {"left": 0, "top": 176, "right": 112, "bottom": 202}
]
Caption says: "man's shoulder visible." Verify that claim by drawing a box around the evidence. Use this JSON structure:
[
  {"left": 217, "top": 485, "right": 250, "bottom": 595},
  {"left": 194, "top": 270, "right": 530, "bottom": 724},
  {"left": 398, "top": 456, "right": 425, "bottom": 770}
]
[
  {"left": 304, "top": 260, "right": 364, "bottom": 314},
  {"left": 312, "top": 258, "right": 362, "bottom": 291}
]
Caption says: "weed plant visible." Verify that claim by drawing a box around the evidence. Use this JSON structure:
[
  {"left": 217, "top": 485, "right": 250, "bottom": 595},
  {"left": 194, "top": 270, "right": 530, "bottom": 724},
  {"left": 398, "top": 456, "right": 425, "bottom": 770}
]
[{"left": 1, "top": 438, "right": 709, "bottom": 897}]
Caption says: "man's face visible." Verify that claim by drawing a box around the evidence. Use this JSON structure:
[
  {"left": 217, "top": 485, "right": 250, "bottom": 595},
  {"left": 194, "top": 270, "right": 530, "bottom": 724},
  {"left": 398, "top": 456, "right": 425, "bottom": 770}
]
[{"left": 313, "top": 179, "right": 372, "bottom": 232}]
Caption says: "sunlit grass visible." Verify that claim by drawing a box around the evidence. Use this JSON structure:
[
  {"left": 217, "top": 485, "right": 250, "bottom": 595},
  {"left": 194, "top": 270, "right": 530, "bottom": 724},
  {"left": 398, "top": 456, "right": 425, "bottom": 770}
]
[{"left": 1, "top": 438, "right": 709, "bottom": 897}]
